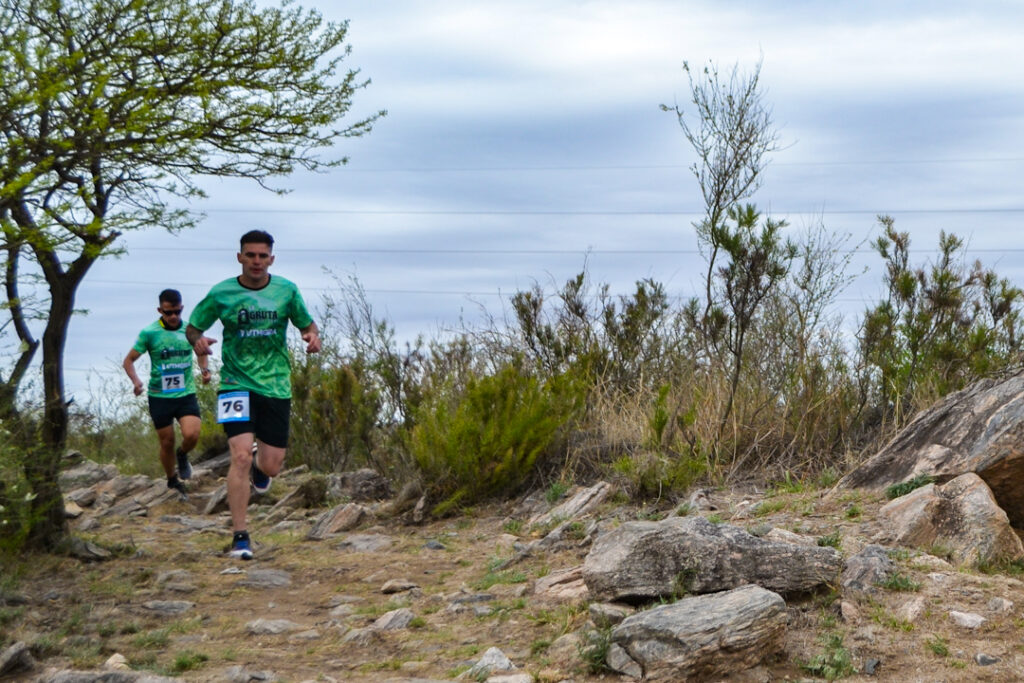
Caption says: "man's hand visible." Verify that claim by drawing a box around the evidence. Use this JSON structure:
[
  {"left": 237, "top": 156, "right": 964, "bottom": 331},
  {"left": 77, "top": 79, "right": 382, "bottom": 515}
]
[
  {"left": 192, "top": 336, "right": 218, "bottom": 356},
  {"left": 302, "top": 329, "right": 321, "bottom": 354},
  {"left": 200, "top": 368, "right": 212, "bottom": 384},
  {"left": 132, "top": 381, "right": 144, "bottom": 396}
]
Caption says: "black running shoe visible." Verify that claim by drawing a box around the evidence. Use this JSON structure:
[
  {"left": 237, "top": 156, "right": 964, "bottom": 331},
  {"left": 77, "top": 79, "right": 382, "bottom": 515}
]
[{"left": 176, "top": 449, "right": 192, "bottom": 480}]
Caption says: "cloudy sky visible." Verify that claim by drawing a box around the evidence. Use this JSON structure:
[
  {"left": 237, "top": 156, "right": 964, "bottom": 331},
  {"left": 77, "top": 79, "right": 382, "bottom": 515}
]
[{"left": 46, "top": 0, "right": 1024, "bottom": 409}]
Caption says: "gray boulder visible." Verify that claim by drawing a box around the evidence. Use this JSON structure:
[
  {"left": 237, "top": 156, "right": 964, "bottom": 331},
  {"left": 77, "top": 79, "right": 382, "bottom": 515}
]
[
  {"left": 877, "top": 472, "right": 1024, "bottom": 567},
  {"left": 583, "top": 516, "right": 841, "bottom": 602},
  {"left": 609, "top": 584, "right": 787, "bottom": 681}
]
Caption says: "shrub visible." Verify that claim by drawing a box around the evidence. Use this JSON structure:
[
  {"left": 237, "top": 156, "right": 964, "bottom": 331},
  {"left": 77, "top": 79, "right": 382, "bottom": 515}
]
[
  {"left": 290, "top": 356, "right": 380, "bottom": 473},
  {"left": 411, "top": 363, "right": 583, "bottom": 515},
  {"left": 799, "top": 632, "right": 855, "bottom": 680}
]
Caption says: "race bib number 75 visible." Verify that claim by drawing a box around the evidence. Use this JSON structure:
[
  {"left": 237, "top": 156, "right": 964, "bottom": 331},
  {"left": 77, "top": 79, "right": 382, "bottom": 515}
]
[
  {"left": 161, "top": 372, "right": 185, "bottom": 392},
  {"left": 217, "top": 391, "right": 251, "bottom": 423}
]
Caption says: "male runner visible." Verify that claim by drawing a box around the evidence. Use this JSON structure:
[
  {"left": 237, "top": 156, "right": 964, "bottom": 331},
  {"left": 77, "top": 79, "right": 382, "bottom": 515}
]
[
  {"left": 186, "top": 230, "right": 321, "bottom": 560},
  {"left": 123, "top": 289, "right": 211, "bottom": 499}
]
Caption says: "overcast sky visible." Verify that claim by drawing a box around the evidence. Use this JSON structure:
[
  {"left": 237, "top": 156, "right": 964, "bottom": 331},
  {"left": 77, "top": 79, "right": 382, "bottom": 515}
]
[{"left": 47, "top": 0, "right": 1024, "bottom": 411}]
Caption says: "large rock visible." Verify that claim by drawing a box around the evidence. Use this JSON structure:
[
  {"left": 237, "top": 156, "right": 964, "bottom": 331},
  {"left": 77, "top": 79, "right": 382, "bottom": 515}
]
[
  {"left": 307, "top": 503, "right": 370, "bottom": 540},
  {"left": 609, "top": 584, "right": 787, "bottom": 681},
  {"left": 328, "top": 468, "right": 391, "bottom": 501},
  {"left": 877, "top": 472, "right": 1024, "bottom": 567},
  {"left": 583, "top": 516, "right": 841, "bottom": 602},
  {"left": 528, "top": 481, "right": 612, "bottom": 528},
  {"left": 58, "top": 461, "right": 118, "bottom": 490},
  {"left": 838, "top": 374, "right": 1024, "bottom": 525}
]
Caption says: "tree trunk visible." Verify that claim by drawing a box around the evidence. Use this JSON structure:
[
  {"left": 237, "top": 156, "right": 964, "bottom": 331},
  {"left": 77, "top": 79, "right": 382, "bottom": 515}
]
[{"left": 23, "top": 280, "right": 74, "bottom": 550}]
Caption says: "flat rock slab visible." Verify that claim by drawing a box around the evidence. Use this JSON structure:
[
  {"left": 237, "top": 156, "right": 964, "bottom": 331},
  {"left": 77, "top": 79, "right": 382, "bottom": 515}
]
[
  {"left": 140, "top": 600, "right": 195, "bottom": 615},
  {"left": 609, "top": 584, "right": 787, "bottom": 681},
  {"left": 337, "top": 533, "right": 393, "bottom": 552},
  {"left": 237, "top": 569, "right": 292, "bottom": 588},
  {"left": 158, "top": 515, "right": 220, "bottom": 531},
  {"left": 246, "top": 618, "right": 305, "bottom": 635}
]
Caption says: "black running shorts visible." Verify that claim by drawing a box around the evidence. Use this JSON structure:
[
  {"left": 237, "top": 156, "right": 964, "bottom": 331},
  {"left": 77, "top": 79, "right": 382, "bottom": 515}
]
[
  {"left": 148, "top": 394, "right": 201, "bottom": 430},
  {"left": 218, "top": 390, "right": 291, "bottom": 448}
]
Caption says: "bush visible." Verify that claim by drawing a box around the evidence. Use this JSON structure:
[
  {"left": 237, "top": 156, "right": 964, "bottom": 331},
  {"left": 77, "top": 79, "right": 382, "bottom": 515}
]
[
  {"left": 410, "top": 363, "right": 583, "bottom": 515},
  {"left": 290, "top": 356, "right": 381, "bottom": 473}
]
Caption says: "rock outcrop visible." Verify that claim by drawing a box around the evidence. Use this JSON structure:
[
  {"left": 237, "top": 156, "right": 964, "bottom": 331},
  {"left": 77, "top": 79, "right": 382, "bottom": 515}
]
[
  {"left": 838, "top": 373, "right": 1024, "bottom": 525},
  {"left": 877, "top": 472, "right": 1024, "bottom": 566}
]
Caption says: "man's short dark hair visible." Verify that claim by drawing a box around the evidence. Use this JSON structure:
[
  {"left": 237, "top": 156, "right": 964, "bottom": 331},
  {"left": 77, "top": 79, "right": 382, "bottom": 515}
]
[
  {"left": 158, "top": 289, "right": 182, "bottom": 305},
  {"left": 240, "top": 230, "right": 274, "bottom": 250}
]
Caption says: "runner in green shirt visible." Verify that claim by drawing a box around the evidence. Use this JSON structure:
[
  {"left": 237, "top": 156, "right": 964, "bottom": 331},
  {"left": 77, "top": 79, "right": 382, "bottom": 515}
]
[
  {"left": 187, "top": 230, "right": 321, "bottom": 560},
  {"left": 123, "top": 289, "right": 211, "bottom": 499}
]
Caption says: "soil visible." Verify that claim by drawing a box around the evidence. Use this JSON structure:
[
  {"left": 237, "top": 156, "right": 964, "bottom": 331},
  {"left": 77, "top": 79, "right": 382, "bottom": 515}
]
[{"left": 3, "top": 468, "right": 1024, "bottom": 682}]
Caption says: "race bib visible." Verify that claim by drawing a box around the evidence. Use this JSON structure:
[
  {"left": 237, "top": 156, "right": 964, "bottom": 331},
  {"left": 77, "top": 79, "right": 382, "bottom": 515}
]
[
  {"left": 217, "top": 391, "right": 251, "bottom": 423},
  {"left": 161, "top": 372, "right": 185, "bottom": 393}
]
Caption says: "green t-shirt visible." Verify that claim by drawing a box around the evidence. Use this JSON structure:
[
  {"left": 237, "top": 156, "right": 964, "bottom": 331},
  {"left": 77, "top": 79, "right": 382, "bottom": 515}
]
[
  {"left": 189, "top": 275, "right": 313, "bottom": 399},
  {"left": 131, "top": 320, "right": 197, "bottom": 398}
]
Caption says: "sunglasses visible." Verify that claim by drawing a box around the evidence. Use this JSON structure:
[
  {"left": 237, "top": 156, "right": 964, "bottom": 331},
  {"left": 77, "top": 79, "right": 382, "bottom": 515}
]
[{"left": 159, "top": 307, "right": 184, "bottom": 316}]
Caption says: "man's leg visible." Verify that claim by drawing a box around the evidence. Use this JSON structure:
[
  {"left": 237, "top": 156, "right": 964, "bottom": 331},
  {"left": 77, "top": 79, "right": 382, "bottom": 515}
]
[
  {"left": 253, "top": 440, "right": 286, "bottom": 477},
  {"left": 227, "top": 432, "right": 256, "bottom": 533},
  {"left": 155, "top": 425, "right": 176, "bottom": 478},
  {"left": 179, "top": 415, "right": 201, "bottom": 453}
]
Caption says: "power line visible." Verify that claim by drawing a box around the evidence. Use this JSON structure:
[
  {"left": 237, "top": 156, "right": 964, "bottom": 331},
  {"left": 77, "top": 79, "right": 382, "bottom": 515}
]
[
  {"left": 121, "top": 246, "right": 1024, "bottom": 255},
  {"left": 337, "top": 158, "right": 1024, "bottom": 173},
  {"left": 197, "top": 207, "right": 1024, "bottom": 216}
]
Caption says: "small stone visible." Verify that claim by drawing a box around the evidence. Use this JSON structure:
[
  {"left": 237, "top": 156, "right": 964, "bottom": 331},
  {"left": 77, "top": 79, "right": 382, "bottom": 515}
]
[
  {"left": 466, "top": 647, "right": 515, "bottom": 678},
  {"left": 949, "top": 610, "right": 986, "bottom": 629},
  {"left": 975, "top": 653, "right": 999, "bottom": 666},
  {"left": 424, "top": 539, "right": 445, "bottom": 550},
  {"left": 896, "top": 596, "right": 926, "bottom": 623},
  {"left": 104, "top": 653, "right": 130, "bottom": 670},
  {"left": 247, "top": 618, "right": 305, "bottom": 635},
  {"left": 237, "top": 569, "right": 292, "bottom": 588},
  {"left": 289, "top": 629, "right": 321, "bottom": 641},
  {"left": 862, "top": 658, "right": 880, "bottom": 675},
  {"left": 987, "top": 597, "right": 1013, "bottom": 613},
  {"left": 0, "top": 642, "right": 36, "bottom": 676},
  {"left": 141, "top": 600, "right": 195, "bottom": 615},
  {"left": 380, "top": 578, "right": 418, "bottom": 594},
  {"left": 607, "top": 642, "right": 643, "bottom": 678},
  {"left": 839, "top": 600, "right": 860, "bottom": 623},
  {"left": 372, "top": 607, "right": 415, "bottom": 631}
]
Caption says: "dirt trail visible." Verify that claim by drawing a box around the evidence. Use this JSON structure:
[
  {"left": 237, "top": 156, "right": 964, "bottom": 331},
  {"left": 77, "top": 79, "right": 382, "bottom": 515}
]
[{"left": 5, "top": 470, "right": 1024, "bottom": 682}]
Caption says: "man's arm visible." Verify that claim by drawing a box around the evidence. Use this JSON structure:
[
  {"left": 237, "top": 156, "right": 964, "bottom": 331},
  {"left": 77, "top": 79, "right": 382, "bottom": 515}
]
[
  {"left": 186, "top": 323, "right": 217, "bottom": 356},
  {"left": 196, "top": 347, "right": 212, "bottom": 384},
  {"left": 300, "top": 322, "right": 321, "bottom": 354},
  {"left": 122, "top": 349, "right": 145, "bottom": 396}
]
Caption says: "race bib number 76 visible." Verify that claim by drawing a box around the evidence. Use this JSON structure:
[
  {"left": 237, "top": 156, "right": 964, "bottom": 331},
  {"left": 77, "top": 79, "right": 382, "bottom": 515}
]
[{"left": 217, "top": 391, "right": 251, "bottom": 423}]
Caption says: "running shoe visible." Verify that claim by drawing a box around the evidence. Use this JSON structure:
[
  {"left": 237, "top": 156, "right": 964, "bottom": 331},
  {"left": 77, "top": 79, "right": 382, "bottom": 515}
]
[
  {"left": 176, "top": 449, "right": 193, "bottom": 480},
  {"left": 228, "top": 531, "right": 253, "bottom": 560},
  {"left": 167, "top": 476, "right": 188, "bottom": 501},
  {"left": 250, "top": 453, "right": 272, "bottom": 494}
]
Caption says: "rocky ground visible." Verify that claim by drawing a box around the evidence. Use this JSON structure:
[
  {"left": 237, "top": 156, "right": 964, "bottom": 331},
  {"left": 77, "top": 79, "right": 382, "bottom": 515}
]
[{"left": 3, "top": 458, "right": 1024, "bottom": 682}]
